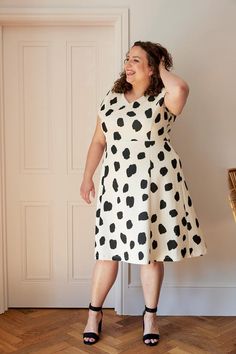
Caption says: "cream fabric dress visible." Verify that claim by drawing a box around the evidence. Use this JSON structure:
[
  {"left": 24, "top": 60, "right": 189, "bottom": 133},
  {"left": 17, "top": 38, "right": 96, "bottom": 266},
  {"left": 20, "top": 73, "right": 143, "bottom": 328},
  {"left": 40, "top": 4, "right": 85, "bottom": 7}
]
[{"left": 93, "top": 87, "right": 207, "bottom": 264}]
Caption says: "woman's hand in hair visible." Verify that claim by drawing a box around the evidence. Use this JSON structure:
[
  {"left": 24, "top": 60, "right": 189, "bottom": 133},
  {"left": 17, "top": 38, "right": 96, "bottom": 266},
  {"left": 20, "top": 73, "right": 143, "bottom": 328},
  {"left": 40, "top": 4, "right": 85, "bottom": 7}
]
[{"left": 159, "top": 56, "right": 166, "bottom": 72}]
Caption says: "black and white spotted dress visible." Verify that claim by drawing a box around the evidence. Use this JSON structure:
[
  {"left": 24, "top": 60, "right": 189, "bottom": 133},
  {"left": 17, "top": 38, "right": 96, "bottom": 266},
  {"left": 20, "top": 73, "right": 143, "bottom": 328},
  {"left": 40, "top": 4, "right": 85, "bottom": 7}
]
[{"left": 94, "top": 87, "right": 207, "bottom": 264}]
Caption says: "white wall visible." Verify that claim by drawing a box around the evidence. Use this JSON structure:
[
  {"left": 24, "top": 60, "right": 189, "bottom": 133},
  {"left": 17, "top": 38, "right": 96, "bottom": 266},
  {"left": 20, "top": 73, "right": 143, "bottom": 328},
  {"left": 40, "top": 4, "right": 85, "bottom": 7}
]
[{"left": 1, "top": 0, "right": 236, "bottom": 314}]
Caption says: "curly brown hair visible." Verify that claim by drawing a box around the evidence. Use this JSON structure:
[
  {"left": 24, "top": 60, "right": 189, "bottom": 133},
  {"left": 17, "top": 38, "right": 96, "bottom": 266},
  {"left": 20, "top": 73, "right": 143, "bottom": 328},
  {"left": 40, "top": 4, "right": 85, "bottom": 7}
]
[{"left": 111, "top": 41, "right": 173, "bottom": 96}]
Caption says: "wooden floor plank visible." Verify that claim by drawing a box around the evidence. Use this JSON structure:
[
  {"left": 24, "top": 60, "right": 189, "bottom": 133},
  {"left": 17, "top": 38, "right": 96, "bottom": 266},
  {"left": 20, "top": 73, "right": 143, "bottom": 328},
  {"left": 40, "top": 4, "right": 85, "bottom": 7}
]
[
  {"left": 0, "top": 309, "right": 236, "bottom": 354},
  {"left": 0, "top": 329, "right": 22, "bottom": 346},
  {"left": 33, "top": 342, "right": 69, "bottom": 354}
]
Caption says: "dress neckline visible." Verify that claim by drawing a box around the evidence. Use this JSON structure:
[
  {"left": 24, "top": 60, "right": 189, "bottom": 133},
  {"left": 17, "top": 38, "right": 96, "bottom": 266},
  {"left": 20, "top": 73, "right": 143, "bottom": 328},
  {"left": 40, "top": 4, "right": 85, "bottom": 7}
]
[
  {"left": 122, "top": 92, "right": 146, "bottom": 105},
  {"left": 121, "top": 87, "right": 166, "bottom": 105}
]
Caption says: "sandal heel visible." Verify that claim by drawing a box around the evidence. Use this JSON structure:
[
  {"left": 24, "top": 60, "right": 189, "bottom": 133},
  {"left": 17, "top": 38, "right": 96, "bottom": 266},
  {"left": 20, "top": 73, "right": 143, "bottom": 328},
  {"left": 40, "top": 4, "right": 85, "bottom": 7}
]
[
  {"left": 83, "top": 303, "right": 103, "bottom": 345},
  {"left": 142, "top": 305, "right": 160, "bottom": 346}
]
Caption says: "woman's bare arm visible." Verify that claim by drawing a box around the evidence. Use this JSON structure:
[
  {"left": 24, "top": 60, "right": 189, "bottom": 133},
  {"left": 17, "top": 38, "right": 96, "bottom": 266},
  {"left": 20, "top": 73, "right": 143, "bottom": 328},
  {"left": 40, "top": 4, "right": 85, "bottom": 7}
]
[
  {"left": 80, "top": 116, "right": 106, "bottom": 203},
  {"left": 159, "top": 59, "right": 189, "bottom": 116}
]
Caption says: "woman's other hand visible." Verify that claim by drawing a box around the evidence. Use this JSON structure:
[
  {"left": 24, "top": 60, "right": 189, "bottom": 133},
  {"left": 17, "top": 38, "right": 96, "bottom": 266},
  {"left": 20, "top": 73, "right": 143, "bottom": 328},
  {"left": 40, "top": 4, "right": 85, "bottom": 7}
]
[{"left": 80, "top": 178, "right": 95, "bottom": 204}]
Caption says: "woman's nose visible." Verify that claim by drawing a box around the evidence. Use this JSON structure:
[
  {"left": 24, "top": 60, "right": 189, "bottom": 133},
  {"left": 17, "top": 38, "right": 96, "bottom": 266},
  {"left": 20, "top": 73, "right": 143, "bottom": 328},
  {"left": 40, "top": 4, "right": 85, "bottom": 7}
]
[{"left": 125, "top": 60, "right": 133, "bottom": 68}]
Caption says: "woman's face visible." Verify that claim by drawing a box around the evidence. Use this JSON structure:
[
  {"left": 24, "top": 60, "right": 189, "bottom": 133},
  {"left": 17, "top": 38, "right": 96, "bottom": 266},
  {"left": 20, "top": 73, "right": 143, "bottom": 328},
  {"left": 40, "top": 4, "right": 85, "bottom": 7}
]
[{"left": 124, "top": 45, "right": 153, "bottom": 86}]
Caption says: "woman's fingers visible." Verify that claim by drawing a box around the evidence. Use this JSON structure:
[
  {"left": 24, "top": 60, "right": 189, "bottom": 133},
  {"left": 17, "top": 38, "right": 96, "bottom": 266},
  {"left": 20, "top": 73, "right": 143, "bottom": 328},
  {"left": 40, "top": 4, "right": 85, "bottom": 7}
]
[
  {"left": 85, "top": 191, "right": 91, "bottom": 204},
  {"left": 80, "top": 180, "right": 95, "bottom": 204},
  {"left": 84, "top": 188, "right": 95, "bottom": 204},
  {"left": 91, "top": 186, "right": 95, "bottom": 198}
]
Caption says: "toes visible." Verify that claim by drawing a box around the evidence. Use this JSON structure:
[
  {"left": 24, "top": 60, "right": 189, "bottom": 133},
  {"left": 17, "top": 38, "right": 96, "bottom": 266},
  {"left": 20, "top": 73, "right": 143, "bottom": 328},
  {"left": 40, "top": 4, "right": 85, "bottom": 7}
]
[
  {"left": 84, "top": 337, "right": 94, "bottom": 342},
  {"left": 84, "top": 337, "right": 95, "bottom": 343},
  {"left": 145, "top": 338, "right": 158, "bottom": 344}
]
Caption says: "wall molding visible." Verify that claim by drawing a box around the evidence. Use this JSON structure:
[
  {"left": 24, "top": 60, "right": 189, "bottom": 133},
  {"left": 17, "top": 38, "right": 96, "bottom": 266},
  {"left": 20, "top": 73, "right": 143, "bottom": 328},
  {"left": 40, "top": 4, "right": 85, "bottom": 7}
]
[
  {"left": 0, "top": 25, "right": 8, "bottom": 315},
  {"left": 122, "top": 284, "right": 236, "bottom": 316},
  {"left": 0, "top": 7, "right": 128, "bottom": 24},
  {"left": 0, "top": 6, "right": 129, "bottom": 314},
  {"left": 128, "top": 281, "right": 236, "bottom": 289},
  {"left": 117, "top": 259, "right": 236, "bottom": 316}
]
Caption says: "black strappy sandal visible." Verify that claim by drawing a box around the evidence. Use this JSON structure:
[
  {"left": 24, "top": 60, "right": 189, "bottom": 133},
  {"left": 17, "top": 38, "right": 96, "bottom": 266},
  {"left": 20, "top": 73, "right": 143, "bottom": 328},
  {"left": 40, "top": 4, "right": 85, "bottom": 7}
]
[
  {"left": 83, "top": 303, "right": 103, "bottom": 345},
  {"left": 142, "top": 305, "right": 160, "bottom": 346}
]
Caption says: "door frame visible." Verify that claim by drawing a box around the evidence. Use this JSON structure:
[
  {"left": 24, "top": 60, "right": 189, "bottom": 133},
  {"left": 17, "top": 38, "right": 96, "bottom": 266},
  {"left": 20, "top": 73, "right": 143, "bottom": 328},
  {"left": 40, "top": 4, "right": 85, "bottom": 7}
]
[{"left": 0, "top": 7, "right": 129, "bottom": 314}]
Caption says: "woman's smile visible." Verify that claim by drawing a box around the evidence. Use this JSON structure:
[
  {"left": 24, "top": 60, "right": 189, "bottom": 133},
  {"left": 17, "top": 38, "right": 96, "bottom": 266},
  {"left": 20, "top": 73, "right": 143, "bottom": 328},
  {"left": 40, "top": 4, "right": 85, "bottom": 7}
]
[{"left": 126, "top": 70, "right": 135, "bottom": 77}]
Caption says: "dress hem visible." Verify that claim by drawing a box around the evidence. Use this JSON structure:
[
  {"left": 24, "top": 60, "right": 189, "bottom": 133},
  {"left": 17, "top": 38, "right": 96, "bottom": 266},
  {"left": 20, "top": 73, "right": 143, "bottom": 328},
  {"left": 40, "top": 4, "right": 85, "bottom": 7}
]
[{"left": 94, "top": 249, "right": 207, "bottom": 265}]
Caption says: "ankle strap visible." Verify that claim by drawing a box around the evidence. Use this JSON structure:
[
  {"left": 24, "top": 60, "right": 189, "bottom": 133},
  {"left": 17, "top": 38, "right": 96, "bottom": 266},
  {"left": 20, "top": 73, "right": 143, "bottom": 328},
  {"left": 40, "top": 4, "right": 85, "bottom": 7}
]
[
  {"left": 145, "top": 305, "right": 157, "bottom": 313},
  {"left": 89, "top": 302, "right": 102, "bottom": 311}
]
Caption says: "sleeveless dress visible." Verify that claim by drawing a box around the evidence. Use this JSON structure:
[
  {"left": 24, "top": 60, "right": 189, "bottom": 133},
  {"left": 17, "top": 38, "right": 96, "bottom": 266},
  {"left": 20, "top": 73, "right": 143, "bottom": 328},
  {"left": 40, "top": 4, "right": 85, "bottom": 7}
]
[{"left": 94, "top": 87, "right": 207, "bottom": 264}]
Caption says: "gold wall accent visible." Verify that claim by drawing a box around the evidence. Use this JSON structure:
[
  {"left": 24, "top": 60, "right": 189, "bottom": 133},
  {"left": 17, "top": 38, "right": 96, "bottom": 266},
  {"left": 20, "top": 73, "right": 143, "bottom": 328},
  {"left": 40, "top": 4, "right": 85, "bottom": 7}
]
[{"left": 228, "top": 168, "right": 236, "bottom": 222}]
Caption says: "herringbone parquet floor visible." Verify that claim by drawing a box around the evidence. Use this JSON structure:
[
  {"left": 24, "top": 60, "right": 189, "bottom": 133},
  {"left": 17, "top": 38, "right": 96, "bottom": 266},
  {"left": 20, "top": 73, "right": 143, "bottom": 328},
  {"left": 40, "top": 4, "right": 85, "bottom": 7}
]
[{"left": 0, "top": 308, "right": 236, "bottom": 354}]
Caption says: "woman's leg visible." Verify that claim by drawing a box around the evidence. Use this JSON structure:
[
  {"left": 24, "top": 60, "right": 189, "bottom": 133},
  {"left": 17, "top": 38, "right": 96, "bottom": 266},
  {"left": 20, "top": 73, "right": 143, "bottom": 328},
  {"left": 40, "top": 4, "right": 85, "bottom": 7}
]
[
  {"left": 140, "top": 261, "right": 164, "bottom": 344},
  {"left": 83, "top": 260, "right": 119, "bottom": 343}
]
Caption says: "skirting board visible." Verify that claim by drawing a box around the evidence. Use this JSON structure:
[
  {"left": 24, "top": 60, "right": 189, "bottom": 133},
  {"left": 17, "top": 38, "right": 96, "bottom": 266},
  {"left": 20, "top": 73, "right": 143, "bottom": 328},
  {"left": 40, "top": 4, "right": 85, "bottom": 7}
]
[{"left": 120, "top": 286, "right": 236, "bottom": 316}]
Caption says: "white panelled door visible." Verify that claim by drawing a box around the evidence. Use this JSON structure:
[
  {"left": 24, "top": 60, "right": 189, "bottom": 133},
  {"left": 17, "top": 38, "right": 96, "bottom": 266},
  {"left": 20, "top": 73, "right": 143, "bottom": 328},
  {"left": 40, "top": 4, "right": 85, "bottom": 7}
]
[{"left": 4, "top": 25, "right": 116, "bottom": 307}]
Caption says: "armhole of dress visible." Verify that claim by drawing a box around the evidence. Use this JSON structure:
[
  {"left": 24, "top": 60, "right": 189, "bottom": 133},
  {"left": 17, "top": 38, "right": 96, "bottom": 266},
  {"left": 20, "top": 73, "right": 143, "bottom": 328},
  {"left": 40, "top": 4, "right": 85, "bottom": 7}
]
[
  {"left": 97, "top": 114, "right": 102, "bottom": 124},
  {"left": 97, "top": 89, "right": 111, "bottom": 123},
  {"left": 162, "top": 88, "right": 178, "bottom": 120}
]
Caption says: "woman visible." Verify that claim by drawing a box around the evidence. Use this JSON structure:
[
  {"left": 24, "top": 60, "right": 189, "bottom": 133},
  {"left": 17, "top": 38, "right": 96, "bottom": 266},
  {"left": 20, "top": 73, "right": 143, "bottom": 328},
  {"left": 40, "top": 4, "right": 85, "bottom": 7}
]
[{"left": 80, "top": 41, "right": 207, "bottom": 346}]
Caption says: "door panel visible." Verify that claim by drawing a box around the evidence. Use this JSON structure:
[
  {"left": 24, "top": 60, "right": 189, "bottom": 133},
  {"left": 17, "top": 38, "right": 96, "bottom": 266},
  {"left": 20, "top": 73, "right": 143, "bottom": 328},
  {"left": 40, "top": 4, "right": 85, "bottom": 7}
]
[{"left": 4, "top": 25, "right": 116, "bottom": 307}]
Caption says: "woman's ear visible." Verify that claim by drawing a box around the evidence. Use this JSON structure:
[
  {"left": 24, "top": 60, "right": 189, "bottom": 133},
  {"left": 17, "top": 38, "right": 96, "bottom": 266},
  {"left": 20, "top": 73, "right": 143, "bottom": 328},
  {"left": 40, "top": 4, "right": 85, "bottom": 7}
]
[{"left": 148, "top": 66, "right": 154, "bottom": 76}]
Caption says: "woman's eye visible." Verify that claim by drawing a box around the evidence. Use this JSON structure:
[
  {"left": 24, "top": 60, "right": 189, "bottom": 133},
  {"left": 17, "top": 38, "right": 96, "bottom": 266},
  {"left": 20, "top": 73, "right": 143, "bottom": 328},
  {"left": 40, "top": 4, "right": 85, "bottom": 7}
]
[{"left": 124, "top": 58, "right": 139, "bottom": 64}]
